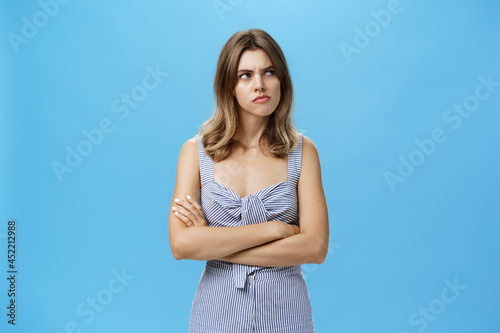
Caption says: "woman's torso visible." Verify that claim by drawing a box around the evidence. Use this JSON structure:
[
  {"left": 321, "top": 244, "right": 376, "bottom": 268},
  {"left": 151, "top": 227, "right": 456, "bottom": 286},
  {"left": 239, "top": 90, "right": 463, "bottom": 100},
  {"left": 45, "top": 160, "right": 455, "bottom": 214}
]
[{"left": 196, "top": 133, "right": 304, "bottom": 289}]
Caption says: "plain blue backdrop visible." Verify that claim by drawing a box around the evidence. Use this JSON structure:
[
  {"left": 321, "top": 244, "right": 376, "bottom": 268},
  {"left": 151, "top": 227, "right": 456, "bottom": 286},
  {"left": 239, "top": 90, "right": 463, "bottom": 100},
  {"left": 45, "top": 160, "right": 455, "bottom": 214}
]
[{"left": 1, "top": 0, "right": 499, "bottom": 332}]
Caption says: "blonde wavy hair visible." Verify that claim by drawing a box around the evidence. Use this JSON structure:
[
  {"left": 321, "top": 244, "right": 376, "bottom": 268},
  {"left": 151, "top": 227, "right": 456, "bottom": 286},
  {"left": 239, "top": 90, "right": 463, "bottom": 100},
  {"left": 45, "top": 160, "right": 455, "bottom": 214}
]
[{"left": 199, "top": 28, "right": 302, "bottom": 162}]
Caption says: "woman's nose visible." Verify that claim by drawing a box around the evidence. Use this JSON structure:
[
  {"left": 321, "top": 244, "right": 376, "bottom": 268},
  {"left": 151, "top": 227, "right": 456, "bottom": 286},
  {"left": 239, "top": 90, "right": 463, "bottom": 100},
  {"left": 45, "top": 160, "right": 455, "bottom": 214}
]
[{"left": 253, "top": 75, "right": 265, "bottom": 91}]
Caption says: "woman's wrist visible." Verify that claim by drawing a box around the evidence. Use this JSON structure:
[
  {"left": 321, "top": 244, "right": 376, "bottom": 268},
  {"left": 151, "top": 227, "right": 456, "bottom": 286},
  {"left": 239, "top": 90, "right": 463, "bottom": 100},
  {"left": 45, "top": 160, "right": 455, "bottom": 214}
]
[{"left": 268, "top": 220, "right": 284, "bottom": 239}]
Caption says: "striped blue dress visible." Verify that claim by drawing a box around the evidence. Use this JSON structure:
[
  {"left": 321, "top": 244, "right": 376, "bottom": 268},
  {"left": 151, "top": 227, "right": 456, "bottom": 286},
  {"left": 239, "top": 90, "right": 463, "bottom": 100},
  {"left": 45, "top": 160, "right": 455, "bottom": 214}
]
[{"left": 188, "top": 133, "right": 314, "bottom": 333}]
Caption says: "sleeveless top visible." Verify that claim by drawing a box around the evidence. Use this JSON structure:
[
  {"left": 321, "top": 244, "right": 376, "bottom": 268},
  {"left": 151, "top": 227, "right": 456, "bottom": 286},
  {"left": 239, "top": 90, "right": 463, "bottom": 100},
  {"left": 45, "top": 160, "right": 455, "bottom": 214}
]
[{"left": 196, "top": 133, "right": 304, "bottom": 289}]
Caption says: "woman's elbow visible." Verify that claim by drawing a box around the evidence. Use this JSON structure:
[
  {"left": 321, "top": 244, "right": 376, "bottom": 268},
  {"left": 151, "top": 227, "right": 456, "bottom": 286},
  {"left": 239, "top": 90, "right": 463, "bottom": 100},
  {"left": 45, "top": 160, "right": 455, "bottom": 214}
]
[
  {"left": 170, "top": 242, "right": 186, "bottom": 260},
  {"left": 314, "top": 250, "right": 327, "bottom": 264},
  {"left": 170, "top": 235, "right": 191, "bottom": 260},
  {"left": 300, "top": 232, "right": 328, "bottom": 264},
  {"left": 171, "top": 236, "right": 205, "bottom": 260},
  {"left": 312, "top": 239, "right": 329, "bottom": 264}
]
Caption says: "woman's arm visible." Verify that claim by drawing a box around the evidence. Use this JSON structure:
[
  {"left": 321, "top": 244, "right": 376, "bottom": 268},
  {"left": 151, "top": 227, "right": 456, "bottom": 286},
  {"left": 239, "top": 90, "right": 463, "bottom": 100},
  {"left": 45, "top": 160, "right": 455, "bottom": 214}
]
[
  {"left": 218, "top": 136, "right": 330, "bottom": 266},
  {"left": 168, "top": 137, "right": 299, "bottom": 261}
]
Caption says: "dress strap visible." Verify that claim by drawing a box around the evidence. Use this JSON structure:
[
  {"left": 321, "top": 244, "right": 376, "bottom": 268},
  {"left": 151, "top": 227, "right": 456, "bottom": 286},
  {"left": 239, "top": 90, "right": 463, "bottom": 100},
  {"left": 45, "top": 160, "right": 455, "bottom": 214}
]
[
  {"left": 196, "top": 134, "right": 214, "bottom": 187},
  {"left": 287, "top": 133, "right": 304, "bottom": 185}
]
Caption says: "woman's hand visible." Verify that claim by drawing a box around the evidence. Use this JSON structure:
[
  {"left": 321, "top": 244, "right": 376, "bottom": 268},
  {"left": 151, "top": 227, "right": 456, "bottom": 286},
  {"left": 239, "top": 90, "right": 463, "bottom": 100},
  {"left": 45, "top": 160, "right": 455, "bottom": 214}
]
[
  {"left": 172, "top": 195, "right": 208, "bottom": 227},
  {"left": 218, "top": 221, "right": 300, "bottom": 263},
  {"left": 272, "top": 221, "right": 300, "bottom": 239}
]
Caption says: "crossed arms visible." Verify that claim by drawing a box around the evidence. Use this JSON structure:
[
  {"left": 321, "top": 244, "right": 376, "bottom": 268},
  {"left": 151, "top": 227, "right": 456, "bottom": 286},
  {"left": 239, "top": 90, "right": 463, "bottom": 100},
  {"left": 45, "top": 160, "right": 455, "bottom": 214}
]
[{"left": 168, "top": 136, "right": 329, "bottom": 267}]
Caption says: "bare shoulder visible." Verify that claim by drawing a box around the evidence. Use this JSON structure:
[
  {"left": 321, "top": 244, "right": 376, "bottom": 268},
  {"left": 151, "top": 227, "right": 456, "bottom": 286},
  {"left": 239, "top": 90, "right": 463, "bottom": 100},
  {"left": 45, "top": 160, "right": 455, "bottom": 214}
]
[
  {"left": 298, "top": 135, "right": 323, "bottom": 191},
  {"left": 182, "top": 136, "right": 198, "bottom": 151},
  {"left": 175, "top": 135, "right": 201, "bottom": 194},
  {"left": 178, "top": 136, "right": 198, "bottom": 164},
  {"left": 301, "top": 135, "right": 321, "bottom": 167}
]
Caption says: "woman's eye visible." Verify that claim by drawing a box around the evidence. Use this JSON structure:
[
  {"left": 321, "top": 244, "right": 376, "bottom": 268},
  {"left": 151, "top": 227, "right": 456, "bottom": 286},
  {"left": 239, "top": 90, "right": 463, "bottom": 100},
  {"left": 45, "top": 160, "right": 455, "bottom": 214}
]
[{"left": 239, "top": 70, "right": 273, "bottom": 79}]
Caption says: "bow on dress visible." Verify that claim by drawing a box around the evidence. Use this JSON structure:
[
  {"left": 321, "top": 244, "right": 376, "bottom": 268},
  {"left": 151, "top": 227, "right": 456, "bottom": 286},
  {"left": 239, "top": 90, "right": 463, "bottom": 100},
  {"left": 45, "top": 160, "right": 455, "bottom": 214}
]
[{"left": 206, "top": 181, "right": 296, "bottom": 289}]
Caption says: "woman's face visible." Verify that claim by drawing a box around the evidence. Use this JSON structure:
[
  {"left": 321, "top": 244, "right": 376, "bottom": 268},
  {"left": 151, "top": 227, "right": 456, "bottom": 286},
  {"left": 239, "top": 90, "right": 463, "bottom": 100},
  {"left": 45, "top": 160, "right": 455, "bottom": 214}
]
[{"left": 233, "top": 48, "right": 281, "bottom": 118}]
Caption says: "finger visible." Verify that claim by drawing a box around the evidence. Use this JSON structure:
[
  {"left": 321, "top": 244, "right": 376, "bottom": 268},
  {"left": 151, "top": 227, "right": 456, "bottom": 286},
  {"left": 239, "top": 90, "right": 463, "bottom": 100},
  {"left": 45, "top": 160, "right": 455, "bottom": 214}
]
[
  {"left": 174, "top": 205, "right": 199, "bottom": 225},
  {"left": 174, "top": 198, "right": 196, "bottom": 219},
  {"left": 174, "top": 210, "right": 193, "bottom": 226},
  {"left": 174, "top": 198, "right": 186, "bottom": 207},
  {"left": 185, "top": 195, "right": 207, "bottom": 223},
  {"left": 174, "top": 211, "right": 194, "bottom": 227},
  {"left": 178, "top": 196, "right": 204, "bottom": 221},
  {"left": 175, "top": 198, "right": 195, "bottom": 213},
  {"left": 186, "top": 194, "right": 204, "bottom": 213},
  {"left": 184, "top": 195, "right": 208, "bottom": 226},
  {"left": 172, "top": 206, "right": 194, "bottom": 225}
]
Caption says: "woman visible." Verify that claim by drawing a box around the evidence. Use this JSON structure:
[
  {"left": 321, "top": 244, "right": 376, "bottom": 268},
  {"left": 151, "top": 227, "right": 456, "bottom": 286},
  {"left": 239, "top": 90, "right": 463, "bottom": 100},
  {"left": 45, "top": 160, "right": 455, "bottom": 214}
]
[{"left": 168, "top": 28, "right": 329, "bottom": 332}]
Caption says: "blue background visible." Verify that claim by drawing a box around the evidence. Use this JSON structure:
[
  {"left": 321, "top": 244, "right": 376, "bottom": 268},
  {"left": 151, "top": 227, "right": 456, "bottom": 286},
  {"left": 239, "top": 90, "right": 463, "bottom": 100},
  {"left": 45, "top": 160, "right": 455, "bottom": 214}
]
[{"left": 1, "top": 0, "right": 499, "bottom": 332}]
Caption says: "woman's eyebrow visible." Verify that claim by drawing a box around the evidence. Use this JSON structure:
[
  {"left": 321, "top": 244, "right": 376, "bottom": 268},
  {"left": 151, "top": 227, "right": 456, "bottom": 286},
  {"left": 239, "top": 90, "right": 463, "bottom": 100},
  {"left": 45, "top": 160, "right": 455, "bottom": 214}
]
[{"left": 237, "top": 65, "right": 274, "bottom": 73}]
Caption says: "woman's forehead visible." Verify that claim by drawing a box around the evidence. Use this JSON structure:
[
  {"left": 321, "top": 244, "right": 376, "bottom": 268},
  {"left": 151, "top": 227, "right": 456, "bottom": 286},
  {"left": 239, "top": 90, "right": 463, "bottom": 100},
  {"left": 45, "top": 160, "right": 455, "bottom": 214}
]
[{"left": 238, "top": 49, "right": 273, "bottom": 69}]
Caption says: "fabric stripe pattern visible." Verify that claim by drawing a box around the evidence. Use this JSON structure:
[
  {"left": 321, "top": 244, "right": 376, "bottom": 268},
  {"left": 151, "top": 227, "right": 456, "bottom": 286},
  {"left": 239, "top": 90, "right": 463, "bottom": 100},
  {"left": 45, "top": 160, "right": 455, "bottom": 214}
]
[{"left": 188, "top": 133, "right": 314, "bottom": 332}]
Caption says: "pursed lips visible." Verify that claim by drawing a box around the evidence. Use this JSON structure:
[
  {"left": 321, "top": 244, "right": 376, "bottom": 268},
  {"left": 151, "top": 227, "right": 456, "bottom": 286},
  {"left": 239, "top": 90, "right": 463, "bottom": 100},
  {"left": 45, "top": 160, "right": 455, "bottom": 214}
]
[{"left": 253, "top": 95, "right": 270, "bottom": 102}]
